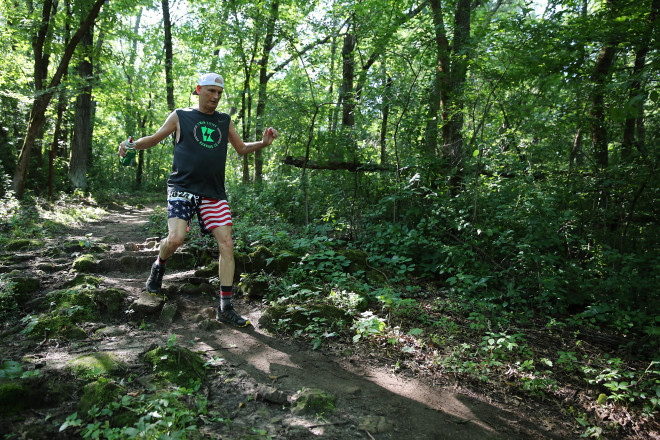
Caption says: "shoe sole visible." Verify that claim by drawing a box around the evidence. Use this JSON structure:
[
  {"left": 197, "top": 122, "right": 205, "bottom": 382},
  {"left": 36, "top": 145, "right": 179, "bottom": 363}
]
[{"left": 217, "top": 316, "right": 251, "bottom": 327}]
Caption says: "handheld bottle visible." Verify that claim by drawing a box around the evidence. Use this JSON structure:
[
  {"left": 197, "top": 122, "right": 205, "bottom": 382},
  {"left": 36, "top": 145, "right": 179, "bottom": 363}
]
[{"left": 120, "top": 137, "right": 136, "bottom": 166}]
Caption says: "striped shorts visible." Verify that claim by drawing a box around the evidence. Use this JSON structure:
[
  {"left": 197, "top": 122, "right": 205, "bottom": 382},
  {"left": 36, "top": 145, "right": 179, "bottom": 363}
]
[{"left": 167, "top": 190, "right": 232, "bottom": 234}]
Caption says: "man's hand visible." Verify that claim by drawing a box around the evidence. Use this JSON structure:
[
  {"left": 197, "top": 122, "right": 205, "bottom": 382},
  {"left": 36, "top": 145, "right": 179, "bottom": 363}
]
[
  {"left": 118, "top": 141, "right": 127, "bottom": 158},
  {"left": 262, "top": 127, "right": 279, "bottom": 147}
]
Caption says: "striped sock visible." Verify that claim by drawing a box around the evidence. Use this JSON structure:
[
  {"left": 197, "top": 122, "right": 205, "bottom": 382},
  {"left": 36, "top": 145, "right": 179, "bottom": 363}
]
[
  {"left": 220, "top": 286, "right": 233, "bottom": 311},
  {"left": 157, "top": 256, "right": 167, "bottom": 266}
]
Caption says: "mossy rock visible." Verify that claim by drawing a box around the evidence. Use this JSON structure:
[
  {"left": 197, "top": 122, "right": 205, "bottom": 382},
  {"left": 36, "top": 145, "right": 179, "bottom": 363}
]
[
  {"left": 248, "top": 246, "right": 275, "bottom": 272},
  {"left": 101, "top": 235, "right": 120, "bottom": 244},
  {"left": 292, "top": 388, "right": 335, "bottom": 415},
  {"left": 72, "top": 254, "right": 97, "bottom": 272},
  {"left": 194, "top": 261, "right": 219, "bottom": 278},
  {"left": 63, "top": 239, "right": 109, "bottom": 254},
  {"left": 60, "top": 326, "right": 88, "bottom": 340},
  {"left": 48, "top": 286, "right": 99, "bottom": 316},
  {"left": 0, "top": 380, "right": 42, "bottom": 415},
  {"left": 24, "top": 286, "right": 102, "bottom": 338},
  {"left": 64, "top": 274, "right": 103, "bottom": 288},
  {"left": 142, "top": 344, "right": 206, "bottom": 386},
  {"left": 164, "top": 251, "right": 196, "bottom": 270},
  {"left": 5, "top": 239, "right": 43, "bottom": 251},
  {"left": 178, "top": 283, "right": 214, "bottom": 295},
  {"left": 66, "top": 352, "right": 126, "bottom": 380},
  {"left": 258, "top": 303, "right": 351, "bottom": 333},
  {"left": 366, "top": 269, "right": 387, "bottom": 285},
  {"left": 78, "top": 378, "right": 124, "bottom": 417},
  {"left": 91, "top": 288, "right": 127, "bottom": 315},
  {"left": 270, "top": 251, "right": 302, "bottom": 275},
  {"left": 337, "top": 249, "right": 369, "bottom": 273},
  {"left": 5, "top": 275, "right": 40, "bottom": 302},
  {"left": 245, "top": 246, "right": 301, "bottom": 275},
  {"left": 234, "top": 251, "right": 252, "bottom": 275},
  {"left": 238, "top": 274, "right": 270, "bottom": 301}
]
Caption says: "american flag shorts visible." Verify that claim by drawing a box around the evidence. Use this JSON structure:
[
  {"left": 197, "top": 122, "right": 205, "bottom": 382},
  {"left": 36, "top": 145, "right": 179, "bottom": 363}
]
[{"left": 167, "top": 190, "right": 232, "bottom": 233}]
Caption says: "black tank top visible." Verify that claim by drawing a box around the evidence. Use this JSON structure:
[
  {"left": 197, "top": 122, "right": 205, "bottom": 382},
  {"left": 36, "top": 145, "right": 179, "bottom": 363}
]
[{"left": 167, "top": 108, "right": 230, "bottom": 200}]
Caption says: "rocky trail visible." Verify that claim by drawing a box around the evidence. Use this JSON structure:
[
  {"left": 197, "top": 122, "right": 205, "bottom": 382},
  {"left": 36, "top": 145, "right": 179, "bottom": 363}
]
[{"left": 0, "top": 204, "right": 577, "bottom": 439}]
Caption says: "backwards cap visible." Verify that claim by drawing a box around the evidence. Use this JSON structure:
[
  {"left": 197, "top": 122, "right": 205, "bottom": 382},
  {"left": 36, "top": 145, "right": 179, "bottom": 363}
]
[{"left": 192, "top": 73, "right": 224, "bottom": 95}]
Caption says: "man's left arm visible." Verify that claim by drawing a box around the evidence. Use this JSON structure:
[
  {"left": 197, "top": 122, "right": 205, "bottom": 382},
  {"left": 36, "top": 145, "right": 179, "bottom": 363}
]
[{"left": 228, "top": 121, "right": 278, "bottom": 156}]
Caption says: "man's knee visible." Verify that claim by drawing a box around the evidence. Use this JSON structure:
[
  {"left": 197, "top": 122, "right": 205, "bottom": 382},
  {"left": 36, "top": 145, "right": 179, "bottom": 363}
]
[
  {"left": 217, "top": 236, "right": 233, "bottom": 255},
  {"left": 166, "top": 230, "right": 186, "bottom": 249}
]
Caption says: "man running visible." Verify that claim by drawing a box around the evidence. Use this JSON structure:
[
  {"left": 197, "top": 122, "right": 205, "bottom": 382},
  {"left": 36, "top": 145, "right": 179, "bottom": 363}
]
[{"left": 118, "top": 73, "right": 279, "bottom": 326}]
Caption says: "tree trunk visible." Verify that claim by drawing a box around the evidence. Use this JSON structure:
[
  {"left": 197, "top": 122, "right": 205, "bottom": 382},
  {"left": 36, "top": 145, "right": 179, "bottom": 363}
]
[
  {"left": 69, "top": 26, "right": 95, "bottom": 190},
  {"left": 590, "top": 45, "right": 617, "bottom": 170},
  {"left": 428, "top": 0, "right": 471, "bottom": 188},
  {"left": 621, "top": 0, "right": 657, "bottom": 161},
  {"left": 12, "top": 0, "right": 107, "bottom": 198},
  {"left": 162, "top": 0, "right": 175, "bottom": 112},
  {"left": 443, "top": 0, "right": 470, "bottom": 183},
  {"left": 49, "top": 89, "right": 67, "bottom": 199},
  {"left": 254, "top": 0, "right": 279, "bottom": 183},
  {"left": 380, "top": 73, "right": 392, "bottom": 165},
  {"left": 341, "top": 32, "right": 356, "bottom": 128}
]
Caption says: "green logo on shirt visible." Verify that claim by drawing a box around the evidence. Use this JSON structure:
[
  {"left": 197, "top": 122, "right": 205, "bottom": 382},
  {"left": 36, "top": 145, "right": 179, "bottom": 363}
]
[{"left": 194, "top": 121, "right": 222, "bottom": 148}]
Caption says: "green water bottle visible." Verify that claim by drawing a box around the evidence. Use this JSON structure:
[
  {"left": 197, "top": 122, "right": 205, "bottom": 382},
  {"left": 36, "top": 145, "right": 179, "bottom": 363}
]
[{"left": 120, "top": 136, "right": 136, "bottom": 166}]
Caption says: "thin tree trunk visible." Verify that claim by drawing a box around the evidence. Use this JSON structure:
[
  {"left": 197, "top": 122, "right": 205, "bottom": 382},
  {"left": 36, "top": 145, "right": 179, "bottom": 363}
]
[
  {"left": 380, "top": 73, "right": 392, "bottom": 165},
  {"left": 254, "top": 0, "right": 279, "bottom": 183},
  {"left": 162, "top": 0, "right": 175, "bottom": 112},
  {"left": 49, "top": 89, "right": 67, "bottom": 199}
]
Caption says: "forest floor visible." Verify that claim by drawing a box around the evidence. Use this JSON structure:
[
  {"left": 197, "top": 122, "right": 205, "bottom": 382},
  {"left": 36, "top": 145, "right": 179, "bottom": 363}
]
[{"left": 0, "top": 202, "right": 652, "bottom": 439}]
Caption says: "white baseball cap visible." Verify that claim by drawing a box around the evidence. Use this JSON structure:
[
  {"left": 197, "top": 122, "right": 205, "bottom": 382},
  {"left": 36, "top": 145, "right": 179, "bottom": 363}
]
[{"left": 192, "top": 73, "right": 224, "bottom": 95}]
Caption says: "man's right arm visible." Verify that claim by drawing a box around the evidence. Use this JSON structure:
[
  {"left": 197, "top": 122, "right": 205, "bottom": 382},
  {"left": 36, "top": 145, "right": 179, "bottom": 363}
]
[{"left": 119, "top": 111, "right": 179, "bottom": 156}]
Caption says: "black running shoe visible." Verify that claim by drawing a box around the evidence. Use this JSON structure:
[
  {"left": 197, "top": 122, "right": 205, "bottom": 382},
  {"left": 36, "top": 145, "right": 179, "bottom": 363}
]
[
  {"left": 146, "top": 261, "right": 166, "bottom": 293},
  {"left": 216, "top": 305, "right": 250, "bottom": 327}
]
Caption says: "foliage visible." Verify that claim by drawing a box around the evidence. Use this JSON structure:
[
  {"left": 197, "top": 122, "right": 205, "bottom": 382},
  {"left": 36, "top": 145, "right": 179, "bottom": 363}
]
[
  {"left": 60, "top": 380, "right": 215, "bottom": 440},
  {"left": 0, "top": 275, "right": 19, "bottom": 323}
]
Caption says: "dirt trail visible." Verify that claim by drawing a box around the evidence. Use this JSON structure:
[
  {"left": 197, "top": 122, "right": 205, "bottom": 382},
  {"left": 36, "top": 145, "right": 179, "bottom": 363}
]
[{"left": 1, "top": 205, "right": 575, "bottom": 439}]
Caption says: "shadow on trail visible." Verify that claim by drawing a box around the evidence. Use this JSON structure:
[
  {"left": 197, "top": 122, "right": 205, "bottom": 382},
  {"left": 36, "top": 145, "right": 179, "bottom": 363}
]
[{"left": 173, "top": 320, "right": 562, "bottom": 440}]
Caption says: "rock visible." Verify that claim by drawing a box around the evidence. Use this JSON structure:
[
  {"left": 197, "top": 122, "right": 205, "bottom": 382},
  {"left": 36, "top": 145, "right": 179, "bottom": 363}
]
[
  {"left": 72, "top": 254, "right": 97, "bottom": 272},
  {"left": 160, "top": 301, "right": 178, "bottom": 323},
  {"left": 61, "top": 326, "right": 87, "bottom": 340},
  {"left": 63, "top": 274, "right": 102, "bottom": 288},
  {"left": 94, "top": 325, "right": 129, "bottom": 338},
  {"left": 239, "top": 275, "right": 270, "bottom": 301},
  {"left": 255, "top": 385, "right": 289, "bottom": 406},
  {"left": 91, "top": 288, "right": 126, "bottom": 315},
  {"left": 124, "top": 242, "right": 139, "bottom": 251},
  {"left": 259, "top": 303, "right": 351, "bottom": 334},
  {"left": 194, "top": 262, "right": 218, "bottom": 278},
  {"left": 35, "top": 262, "right": 57, "bottom": 272},
  {"left": 66, "top": 352, "right": 126, "bottom": 379},
  {"left": 5, "top": 275, "right": 40, "bottom": 302},
  {"left": 358, "top": 415, "right": 393, "bottom": 433},
  {"left": 195, "top": 307, "right": 217, "bottom": 322},
  {"left": 5, "top": 239, "right": 43, "bottom": 251},
  {"left": 291, "top": 388, "right": 335, "bottom": 415},
  {"left": 198, "top": 319, "right": 221, "bottom": 331},
  {"left": 337, "top": 249, "right": 369, "bottom": 273},
  {"left": 77, "top": 378, "right": 124, "bottom": 417},
  {"left": 142, "top": 344, "right": 206, "bottom": 386},
  {"left": 130, "top": 292, "right": 164, "bottom": 316}
]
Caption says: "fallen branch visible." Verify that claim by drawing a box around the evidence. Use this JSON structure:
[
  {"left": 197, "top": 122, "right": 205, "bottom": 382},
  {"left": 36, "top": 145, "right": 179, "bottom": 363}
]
[{"left": 282, "top": 156, "right": 394, "bottom": 172}]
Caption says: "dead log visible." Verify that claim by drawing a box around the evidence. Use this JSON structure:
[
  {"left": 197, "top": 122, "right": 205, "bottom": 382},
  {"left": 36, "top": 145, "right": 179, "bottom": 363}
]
[{"left": 282, "top": 156, "right": 394, "bottom": 172}]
